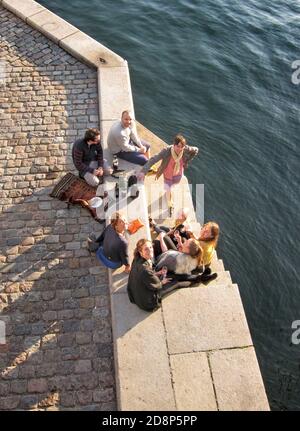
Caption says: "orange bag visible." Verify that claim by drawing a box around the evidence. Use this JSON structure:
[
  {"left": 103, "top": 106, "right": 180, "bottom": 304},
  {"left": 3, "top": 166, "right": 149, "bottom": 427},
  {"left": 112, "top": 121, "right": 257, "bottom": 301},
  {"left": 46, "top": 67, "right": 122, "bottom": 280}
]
[{"left": 127, "top": 218, "right": 144, "bottom": 234}]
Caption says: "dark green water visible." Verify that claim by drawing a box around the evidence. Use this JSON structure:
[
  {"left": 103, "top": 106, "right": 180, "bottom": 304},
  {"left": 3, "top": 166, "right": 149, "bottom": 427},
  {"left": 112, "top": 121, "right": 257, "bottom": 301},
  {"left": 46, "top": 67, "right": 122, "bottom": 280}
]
[{"left": 38, "top": 0, "right": 300, "bottom": 410}]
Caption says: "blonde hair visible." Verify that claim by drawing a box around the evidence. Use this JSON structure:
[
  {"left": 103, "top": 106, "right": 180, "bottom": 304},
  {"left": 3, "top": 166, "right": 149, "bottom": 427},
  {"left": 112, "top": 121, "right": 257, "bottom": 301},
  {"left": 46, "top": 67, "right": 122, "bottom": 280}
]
[
  {"left": 188, "top": 239, "right": 203, "bottom": 267},
  {"left": 134, "top": 238, "right": 152, "bottom": 259}
]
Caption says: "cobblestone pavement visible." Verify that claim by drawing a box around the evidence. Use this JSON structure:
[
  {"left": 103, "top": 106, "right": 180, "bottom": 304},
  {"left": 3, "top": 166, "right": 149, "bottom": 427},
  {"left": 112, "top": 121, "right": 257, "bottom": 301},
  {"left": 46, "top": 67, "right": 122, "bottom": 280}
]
[{"left": 0, "top": 7, "right": 116, "bottom": 410}]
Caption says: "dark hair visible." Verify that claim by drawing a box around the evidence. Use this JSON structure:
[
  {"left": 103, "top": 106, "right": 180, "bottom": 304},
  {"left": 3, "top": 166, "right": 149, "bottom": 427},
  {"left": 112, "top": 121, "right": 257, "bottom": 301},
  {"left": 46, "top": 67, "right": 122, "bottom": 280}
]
[
  {"left": 110, "top": 212, "right": 124, "bottom": 231},
  {"left": 134, "top": 239, "right": 152, "bottom": 259},
  {"left": 84, "top": 128, "right": 100, "bottom": 143},
  {"left": 173, "top": 134, "right": 186, "bottom": 147}
]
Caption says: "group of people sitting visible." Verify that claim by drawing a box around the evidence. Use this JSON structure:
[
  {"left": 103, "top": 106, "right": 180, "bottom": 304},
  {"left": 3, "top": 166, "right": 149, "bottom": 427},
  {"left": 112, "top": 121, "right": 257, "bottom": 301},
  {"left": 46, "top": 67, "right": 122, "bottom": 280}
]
[
  {"left": 72, "top": 109, "right": 199, "bottom": 217},
  {"left": 72, "top": 109, "right": 218, "bottom": 312},
  {"left": 87, "top": 209, "right": 219, "bottom": 312}
]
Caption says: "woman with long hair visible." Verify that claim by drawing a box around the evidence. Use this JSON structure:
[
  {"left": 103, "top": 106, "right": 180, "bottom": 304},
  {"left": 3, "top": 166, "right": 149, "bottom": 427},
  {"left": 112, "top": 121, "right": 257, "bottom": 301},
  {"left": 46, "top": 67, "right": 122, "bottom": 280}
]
[
  {"left": 198, "top": 222, "right": 220, "bottom": 274},
  {"left": 127, "top": 239, "right": 203, "bottom": 311},
  {"left": 187, "top": 221, "right": 220, "bottom": 275}
]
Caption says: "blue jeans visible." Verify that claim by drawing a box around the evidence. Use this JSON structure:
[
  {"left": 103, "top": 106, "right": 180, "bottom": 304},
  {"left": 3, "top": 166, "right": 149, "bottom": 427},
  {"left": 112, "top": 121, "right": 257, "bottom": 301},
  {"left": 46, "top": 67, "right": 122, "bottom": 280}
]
[{"left": 117, "top": 140, "right": 150, "bottom": 166}]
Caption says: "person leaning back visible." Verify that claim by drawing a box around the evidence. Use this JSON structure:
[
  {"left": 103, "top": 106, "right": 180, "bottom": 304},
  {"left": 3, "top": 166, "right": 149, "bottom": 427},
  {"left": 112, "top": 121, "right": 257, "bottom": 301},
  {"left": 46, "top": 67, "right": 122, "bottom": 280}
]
[{"left": 107, "top": 110, "right": 150, "bottom": 166}]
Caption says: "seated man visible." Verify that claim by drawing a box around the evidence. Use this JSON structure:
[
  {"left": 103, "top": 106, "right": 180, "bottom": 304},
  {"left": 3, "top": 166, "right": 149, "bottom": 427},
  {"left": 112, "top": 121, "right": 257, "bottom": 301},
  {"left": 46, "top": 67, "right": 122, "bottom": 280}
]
[
  {"left": 72, "top": 128, "right": 111, "bottom": 187},
  {"left": 107, "top": 110, "right": 150, "bottom": 166}
]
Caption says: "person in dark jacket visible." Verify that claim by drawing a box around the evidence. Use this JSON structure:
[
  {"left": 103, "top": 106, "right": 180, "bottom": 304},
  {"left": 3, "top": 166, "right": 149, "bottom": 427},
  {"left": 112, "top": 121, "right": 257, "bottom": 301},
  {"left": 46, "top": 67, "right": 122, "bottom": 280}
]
[
  {"left": 127, "top": 239, "right": 204, "bottom": 312},
  {"left": 88, "top": 212, "right": 131, "bottom": 273},
  {"left": 72, "top": 128, "right": 112, "bottom": 187}
]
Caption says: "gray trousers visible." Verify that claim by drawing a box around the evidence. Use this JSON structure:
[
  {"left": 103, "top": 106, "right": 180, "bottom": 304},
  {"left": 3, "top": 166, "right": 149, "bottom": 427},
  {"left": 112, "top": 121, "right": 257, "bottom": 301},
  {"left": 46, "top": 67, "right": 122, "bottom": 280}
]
[{"left": 84, "top": 160, "right": 111, "bottom": 187}]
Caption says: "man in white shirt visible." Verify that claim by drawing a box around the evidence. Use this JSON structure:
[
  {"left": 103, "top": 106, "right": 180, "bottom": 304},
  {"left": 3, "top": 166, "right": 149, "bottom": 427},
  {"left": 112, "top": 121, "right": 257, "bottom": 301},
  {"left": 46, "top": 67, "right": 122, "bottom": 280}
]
[{"left": 107, "top": 110, "right": 150, "bottom": 165}]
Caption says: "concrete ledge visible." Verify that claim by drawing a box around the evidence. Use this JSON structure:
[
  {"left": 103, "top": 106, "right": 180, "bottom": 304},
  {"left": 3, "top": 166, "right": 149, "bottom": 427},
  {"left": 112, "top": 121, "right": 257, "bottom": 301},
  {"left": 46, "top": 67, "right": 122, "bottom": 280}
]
[
  {"left": 209, "top": 347, "right": 270, "bottom": 410},
  {"left": 2, "top": 0, "right": 45, "bottom": 20},
  {"left": 111, "top": 293, "right": 176, "bottom": 411},
  {"left": 27, "top": 9, "right": 79, "bottom": 44},
  {"left": 170, "top": 352, "right": 218, "bottom": 411},
  {"left": 137, "top": 122, "right": 167, "bottom": 153},
  {"left": 98, "top": 66, "right": 134, "bottom": 121},
  {"left": 2, "top": 0, "right": 126, "bottom": 69},
  {"left": 162, "top": 284, "right": 253, "bottom": 353},
  {"left": 60, "top": 31, "right": 125, "bottom": 69}
]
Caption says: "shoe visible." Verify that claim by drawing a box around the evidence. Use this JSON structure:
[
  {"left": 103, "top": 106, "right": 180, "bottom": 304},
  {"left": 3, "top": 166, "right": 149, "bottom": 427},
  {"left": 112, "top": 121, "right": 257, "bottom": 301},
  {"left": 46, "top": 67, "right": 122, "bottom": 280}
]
[
  {"left": 95, "top": 218, "right": 105, "bottom": 224},
  {"left": 87, "top": 238, "right": 99, "bottom": 252},
  {"left": 128, "top": 190, "right": 139, "bottom": 202},
  {"left": 201, "top": 272, "right": 217, "bottom": 284},
  {"left": 203, "top": 267, "right": 211, "bottom": 275},
  {"left": 191, "top": 267, "right": 204, "bottom": 275}
]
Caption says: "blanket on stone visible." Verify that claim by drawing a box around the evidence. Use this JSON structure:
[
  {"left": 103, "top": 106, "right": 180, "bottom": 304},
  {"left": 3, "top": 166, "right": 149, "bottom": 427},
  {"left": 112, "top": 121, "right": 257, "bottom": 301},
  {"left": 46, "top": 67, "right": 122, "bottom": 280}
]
[{"left": 50, "top": 172, "right": 98, "bottom": 219}]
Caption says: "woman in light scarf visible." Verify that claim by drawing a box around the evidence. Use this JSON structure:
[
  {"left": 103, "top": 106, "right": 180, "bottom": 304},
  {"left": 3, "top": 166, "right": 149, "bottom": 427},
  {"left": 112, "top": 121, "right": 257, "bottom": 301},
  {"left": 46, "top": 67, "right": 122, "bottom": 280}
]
[{"left": 139, "top": 134, "right": 199, "bottom": 217}]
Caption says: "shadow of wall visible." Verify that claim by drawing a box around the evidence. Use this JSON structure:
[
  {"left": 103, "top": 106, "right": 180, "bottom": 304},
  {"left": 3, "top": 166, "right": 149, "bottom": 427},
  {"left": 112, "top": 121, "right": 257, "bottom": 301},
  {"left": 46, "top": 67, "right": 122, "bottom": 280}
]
[{"left": 0, "top": 6, "right": 115, "bottom": 411}]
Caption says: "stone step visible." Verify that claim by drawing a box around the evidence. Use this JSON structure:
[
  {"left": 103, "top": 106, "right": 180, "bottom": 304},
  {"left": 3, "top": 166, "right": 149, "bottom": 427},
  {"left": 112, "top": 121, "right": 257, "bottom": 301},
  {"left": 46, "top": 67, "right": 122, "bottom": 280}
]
[
  {"left": 210, "top": 257, "right": 225, "bottom": 273},
  {"left": 145, "top": 174, "right": 197, "bottom": 222},
  {"left": 111, "top": 292, "right": 176, "bottom": 411}
]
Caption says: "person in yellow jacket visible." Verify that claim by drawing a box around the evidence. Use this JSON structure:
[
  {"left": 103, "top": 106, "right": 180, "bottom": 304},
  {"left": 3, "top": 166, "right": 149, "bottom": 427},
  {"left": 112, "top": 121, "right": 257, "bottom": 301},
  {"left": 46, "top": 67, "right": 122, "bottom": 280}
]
[
  {"left": 185, "top": 221, "right": 220, "bottom": 275},
  {"left": 198, "top": 222, "right": 220, "bottom": 273}
]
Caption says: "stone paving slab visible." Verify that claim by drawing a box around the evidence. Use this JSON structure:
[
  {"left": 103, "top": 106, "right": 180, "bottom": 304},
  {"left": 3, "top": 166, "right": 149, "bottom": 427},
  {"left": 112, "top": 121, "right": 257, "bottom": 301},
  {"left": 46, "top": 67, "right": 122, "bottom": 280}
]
[
  {"left": 111, "top": 293, "right": 176, "bottom": 411},
  {"left": 170, "top": 352, "right": 218, "bottom": 411},
  {"left": 2, "top": 0, "right": 45, "bottom": 20},
  {"left": 60, "top": 31, "right": 125, "bottom": 69},
  {"left": 98, "top": 66, "right": 134, "bottom": 121},
  {"left": 162, "top": 284, "right": 253, "bottom": 354},
  {"left": 145, "top": 174, "right": 197, "bottom": 222},
  {"left": 27, "top": 9, "right": 79, "bottom": 44},
  {"left": 209, "top": 347, "right": 270, "bottom": 410}
]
